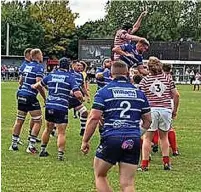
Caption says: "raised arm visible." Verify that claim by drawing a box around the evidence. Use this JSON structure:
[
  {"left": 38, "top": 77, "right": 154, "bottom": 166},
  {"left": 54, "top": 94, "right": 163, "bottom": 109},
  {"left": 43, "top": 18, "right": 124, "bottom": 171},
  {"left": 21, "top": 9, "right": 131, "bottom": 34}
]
[{"left": 131, "top": 10, "right": 147, "bottom": 34}]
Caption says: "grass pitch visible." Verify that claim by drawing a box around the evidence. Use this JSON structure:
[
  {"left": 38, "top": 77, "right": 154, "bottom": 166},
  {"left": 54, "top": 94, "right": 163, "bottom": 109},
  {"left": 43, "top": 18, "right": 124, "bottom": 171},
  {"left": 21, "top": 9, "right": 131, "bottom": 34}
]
[{"left": 1, "top": 82, "right": 201, "bottom": 192}]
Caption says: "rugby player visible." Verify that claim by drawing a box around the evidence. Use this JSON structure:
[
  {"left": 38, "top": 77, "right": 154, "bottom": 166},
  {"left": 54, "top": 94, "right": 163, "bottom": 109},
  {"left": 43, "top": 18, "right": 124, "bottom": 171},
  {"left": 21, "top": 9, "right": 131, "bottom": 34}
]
[
  {"left": 9, "top": 49, "right": 45, "bottom": 154},
  {"left": 139, "top": 57, "right": 180, "bottom": 171},
  {"left": 70, "top": 61, "right": 89, "bottom": 136},
  {"left": 80, "top": 60, "right": 90, "bottom": 103},
  {"left": 19, "top": 48, "right": 42, "bottom": 144},
  {"left": 32, "top": 57, "right": 82, "bottom": 160},
  {"left": 112, "top": 38, "right": 150, "bottom": 75},
  {"left": 81, "top": 61, "right": 151, "bottom": 192},
  {"left": 113, "top": 10, "right": 147, "bottom": 60},
  {"left": 95, "top": 58, "right": 113, "bottom": 90}
]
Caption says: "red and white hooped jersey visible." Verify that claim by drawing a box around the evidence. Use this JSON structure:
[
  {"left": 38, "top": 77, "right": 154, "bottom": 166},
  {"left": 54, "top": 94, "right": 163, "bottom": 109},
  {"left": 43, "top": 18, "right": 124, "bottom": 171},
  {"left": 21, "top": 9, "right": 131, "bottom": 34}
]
[{"left": 139, "top": 73, "right": 176, "bottom": 110}]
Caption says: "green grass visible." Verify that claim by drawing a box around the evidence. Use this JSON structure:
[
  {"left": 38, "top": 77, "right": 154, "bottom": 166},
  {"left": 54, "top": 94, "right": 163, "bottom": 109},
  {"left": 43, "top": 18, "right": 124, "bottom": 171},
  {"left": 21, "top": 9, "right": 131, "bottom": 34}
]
[{"left": 1, "top": 82, "right": 201, "bottom": 192}]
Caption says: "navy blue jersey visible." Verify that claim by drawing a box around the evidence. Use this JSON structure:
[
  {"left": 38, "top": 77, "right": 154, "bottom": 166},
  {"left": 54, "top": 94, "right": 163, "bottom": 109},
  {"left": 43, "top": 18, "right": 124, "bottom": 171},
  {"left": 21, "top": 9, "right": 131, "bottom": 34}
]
[
  {"left": 70, "top": 69, "right": 84, "bottom": 88},
  {"left": 41, "top": 69, "right": 79, "bottom": 112},
  {"left": 96, "top": 67, "right": 112, "bottom": 90},
  {"left": 92, "top": 76, "right": 150, "bottom": 137},
  {"left": 120, "top": 43, "right": 143, "bottom": 68},
  {"left": 18, "top": 60, "right": 44, "bottom": 97},
  {"left": 19, "top": 59, "right": 30, "bottom": 75}
]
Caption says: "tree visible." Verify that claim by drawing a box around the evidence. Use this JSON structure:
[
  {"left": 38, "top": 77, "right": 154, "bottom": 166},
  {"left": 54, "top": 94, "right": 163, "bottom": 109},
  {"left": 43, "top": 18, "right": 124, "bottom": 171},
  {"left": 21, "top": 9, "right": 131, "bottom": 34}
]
[
  {"left": 29, "top": 0, "right": 78, "bottom": 58},
  {"left": 1, "top": 1, "right": 45, "bottom": 55}
]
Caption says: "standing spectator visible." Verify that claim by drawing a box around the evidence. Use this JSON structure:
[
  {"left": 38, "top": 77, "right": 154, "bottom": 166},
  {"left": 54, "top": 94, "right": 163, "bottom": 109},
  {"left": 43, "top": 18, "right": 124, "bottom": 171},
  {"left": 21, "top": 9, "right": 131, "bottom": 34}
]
[
  {"left": 185, "top": 67, "right": 190, "bottom": 84},
  {"left": 193, "top": 72, "right": 201, "bottom": 91},
  {"left": 1, "top": 65, "right": 7, "bottom": 81},
  {"left": 189, "top": 70, "right": 195, "bottom": 85}
]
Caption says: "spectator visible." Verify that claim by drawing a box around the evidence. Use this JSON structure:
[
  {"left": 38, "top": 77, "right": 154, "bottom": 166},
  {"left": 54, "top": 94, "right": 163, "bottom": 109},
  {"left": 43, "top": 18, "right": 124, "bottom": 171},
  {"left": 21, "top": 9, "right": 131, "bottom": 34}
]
[
  {"left": 189, "top": 70, "right": 195, "bottom": 85},
  {"left": 193, "top": 72, "right": 201, "bottom": 91}
]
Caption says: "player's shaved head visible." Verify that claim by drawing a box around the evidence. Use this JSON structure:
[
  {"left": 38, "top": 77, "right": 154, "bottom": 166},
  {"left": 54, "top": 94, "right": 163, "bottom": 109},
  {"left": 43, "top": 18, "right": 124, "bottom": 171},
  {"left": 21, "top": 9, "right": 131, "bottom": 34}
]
[
  {"left": 24, "top": 48, "right": 32, "bottom": 57},
  {"left": 24, "top": 48, "right": 33, "bottom": 61},
  {"left": 111, "top": 60, "right": 128, "bottom": 77}
]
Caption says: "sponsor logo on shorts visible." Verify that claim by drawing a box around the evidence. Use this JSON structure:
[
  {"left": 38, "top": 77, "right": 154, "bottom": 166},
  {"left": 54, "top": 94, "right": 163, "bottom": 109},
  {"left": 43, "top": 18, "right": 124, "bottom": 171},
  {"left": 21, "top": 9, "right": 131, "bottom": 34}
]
[
  {"left": 121, "top": 139, "right": 134, "bottom": 150},
  {"left": 97, "top": 145, "right": 103, "bottom": 153}
]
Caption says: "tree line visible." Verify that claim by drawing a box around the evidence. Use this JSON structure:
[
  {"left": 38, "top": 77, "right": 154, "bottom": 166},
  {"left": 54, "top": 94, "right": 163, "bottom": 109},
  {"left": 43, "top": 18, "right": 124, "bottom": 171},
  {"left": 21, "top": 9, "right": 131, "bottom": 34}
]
[{"left": 1, "top": 0, "right": 201, "bottom": 59}]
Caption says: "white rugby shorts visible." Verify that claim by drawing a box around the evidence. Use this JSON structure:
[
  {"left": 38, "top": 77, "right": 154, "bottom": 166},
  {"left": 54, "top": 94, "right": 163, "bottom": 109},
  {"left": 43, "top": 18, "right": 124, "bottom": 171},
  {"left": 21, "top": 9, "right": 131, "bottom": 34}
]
[{"left": 148, "top": 107, "right": 172, "bottom": 132}]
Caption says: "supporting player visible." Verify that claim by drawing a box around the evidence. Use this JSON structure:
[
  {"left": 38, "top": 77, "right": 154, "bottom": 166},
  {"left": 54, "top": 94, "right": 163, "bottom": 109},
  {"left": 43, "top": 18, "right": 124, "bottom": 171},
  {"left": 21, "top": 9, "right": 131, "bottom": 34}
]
[
  {"left": 139, "top": 57, "right": 180, "bottom": 171},
  {"left": 80, "top": 60, "right": 90, "bottom": 103},
  {"left": 32, "top": 57, "right": 83, "bottom": 160},
  {"left": 113, "top": 10, "right": 147, "bottom": 60},
  {"left": 69, "top": 61, "right": 89, "bottom": 136},
  {"left": 81, "top": 61, "right": 151, "bottom": 192},
  {"left": 95, "top": 58, "right": 112, "bottom": 90},
  {"left": 112, "top": 38, "right": 150, "bottom": 75},
  {"left": 163, "top": 63, "right": 180, "bottom": 156},
  {"left": 9, "top": 49, "right": 46, "bottom": 154}
]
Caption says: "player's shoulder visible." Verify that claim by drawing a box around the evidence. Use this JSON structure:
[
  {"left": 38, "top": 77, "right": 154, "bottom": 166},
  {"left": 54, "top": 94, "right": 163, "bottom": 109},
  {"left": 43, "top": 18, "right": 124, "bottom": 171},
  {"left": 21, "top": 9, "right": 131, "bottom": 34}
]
[{"left": 96, "top": 83, "right": 111, "bottom": 97}]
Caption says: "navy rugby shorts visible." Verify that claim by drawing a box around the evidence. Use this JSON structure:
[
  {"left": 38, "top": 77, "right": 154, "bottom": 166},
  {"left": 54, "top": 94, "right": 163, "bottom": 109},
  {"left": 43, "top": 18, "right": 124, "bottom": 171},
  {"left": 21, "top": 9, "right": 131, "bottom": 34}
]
[
  {"left": 45, "top": 108, "right": 68, "bottom": 124},
  {"left": 17, "top": 95, "right": 41, "bottom": 112},
  {"left": 96, "top": 135, "right": 140, "bottom": 165}
]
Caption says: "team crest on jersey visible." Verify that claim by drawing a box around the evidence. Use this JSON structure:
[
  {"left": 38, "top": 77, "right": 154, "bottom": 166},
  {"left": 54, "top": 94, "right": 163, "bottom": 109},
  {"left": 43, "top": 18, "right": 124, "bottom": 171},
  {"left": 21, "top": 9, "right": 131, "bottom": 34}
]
[
  {"left": 149, "top": 79, "right": 167, "bottom": 97},
  {"left": 112, "top": 88, "right": 136, "bottom": 98},
  {"left": 113, "top": 120, "right": 122, "bottom": 128},
  {"left": 52, "top": 75, "right": 65, "bottom": 82}
]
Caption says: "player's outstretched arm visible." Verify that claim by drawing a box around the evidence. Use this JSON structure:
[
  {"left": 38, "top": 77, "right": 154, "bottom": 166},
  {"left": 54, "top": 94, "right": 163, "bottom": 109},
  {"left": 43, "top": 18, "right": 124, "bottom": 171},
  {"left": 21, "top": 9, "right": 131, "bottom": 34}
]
[
  {"left": 131, "top": 10, "right": 148, "bottom": 34},
  {"left": 81, "top": 109, "right": 102, "bottom": 154}
]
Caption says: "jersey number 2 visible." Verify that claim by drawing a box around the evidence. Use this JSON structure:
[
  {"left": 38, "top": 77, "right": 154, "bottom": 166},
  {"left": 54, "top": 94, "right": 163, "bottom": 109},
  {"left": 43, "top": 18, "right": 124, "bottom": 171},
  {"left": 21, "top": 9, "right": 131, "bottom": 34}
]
[{"left": 120, "top": 101, "right": 131, "bottom": 119}]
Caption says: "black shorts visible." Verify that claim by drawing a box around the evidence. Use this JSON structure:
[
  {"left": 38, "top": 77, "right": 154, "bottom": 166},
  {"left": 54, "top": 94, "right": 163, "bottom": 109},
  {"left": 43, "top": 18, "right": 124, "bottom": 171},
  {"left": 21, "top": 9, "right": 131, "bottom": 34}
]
[
  {"left": 96, "top": 136, "right": 140, "bottom": 165},
  {"left": 68, "top": 96, "right": 82, "bottom": 109},
  {"left": 45, "top": 108, "right": 68, "bottom": 124},
  {"left": 17, "top": 95, "right": 41, "bottom": 112}
]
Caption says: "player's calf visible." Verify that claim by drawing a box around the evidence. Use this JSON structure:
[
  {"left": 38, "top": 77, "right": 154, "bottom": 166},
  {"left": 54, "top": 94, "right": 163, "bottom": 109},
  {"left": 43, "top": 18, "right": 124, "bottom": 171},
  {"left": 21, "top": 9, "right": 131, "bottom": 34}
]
[
  {"left": 76, "top": 106, "right": 88, "bottom": 136},
  {"left": 9, "top": 112, "right": 26, "bottom": 151}
]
